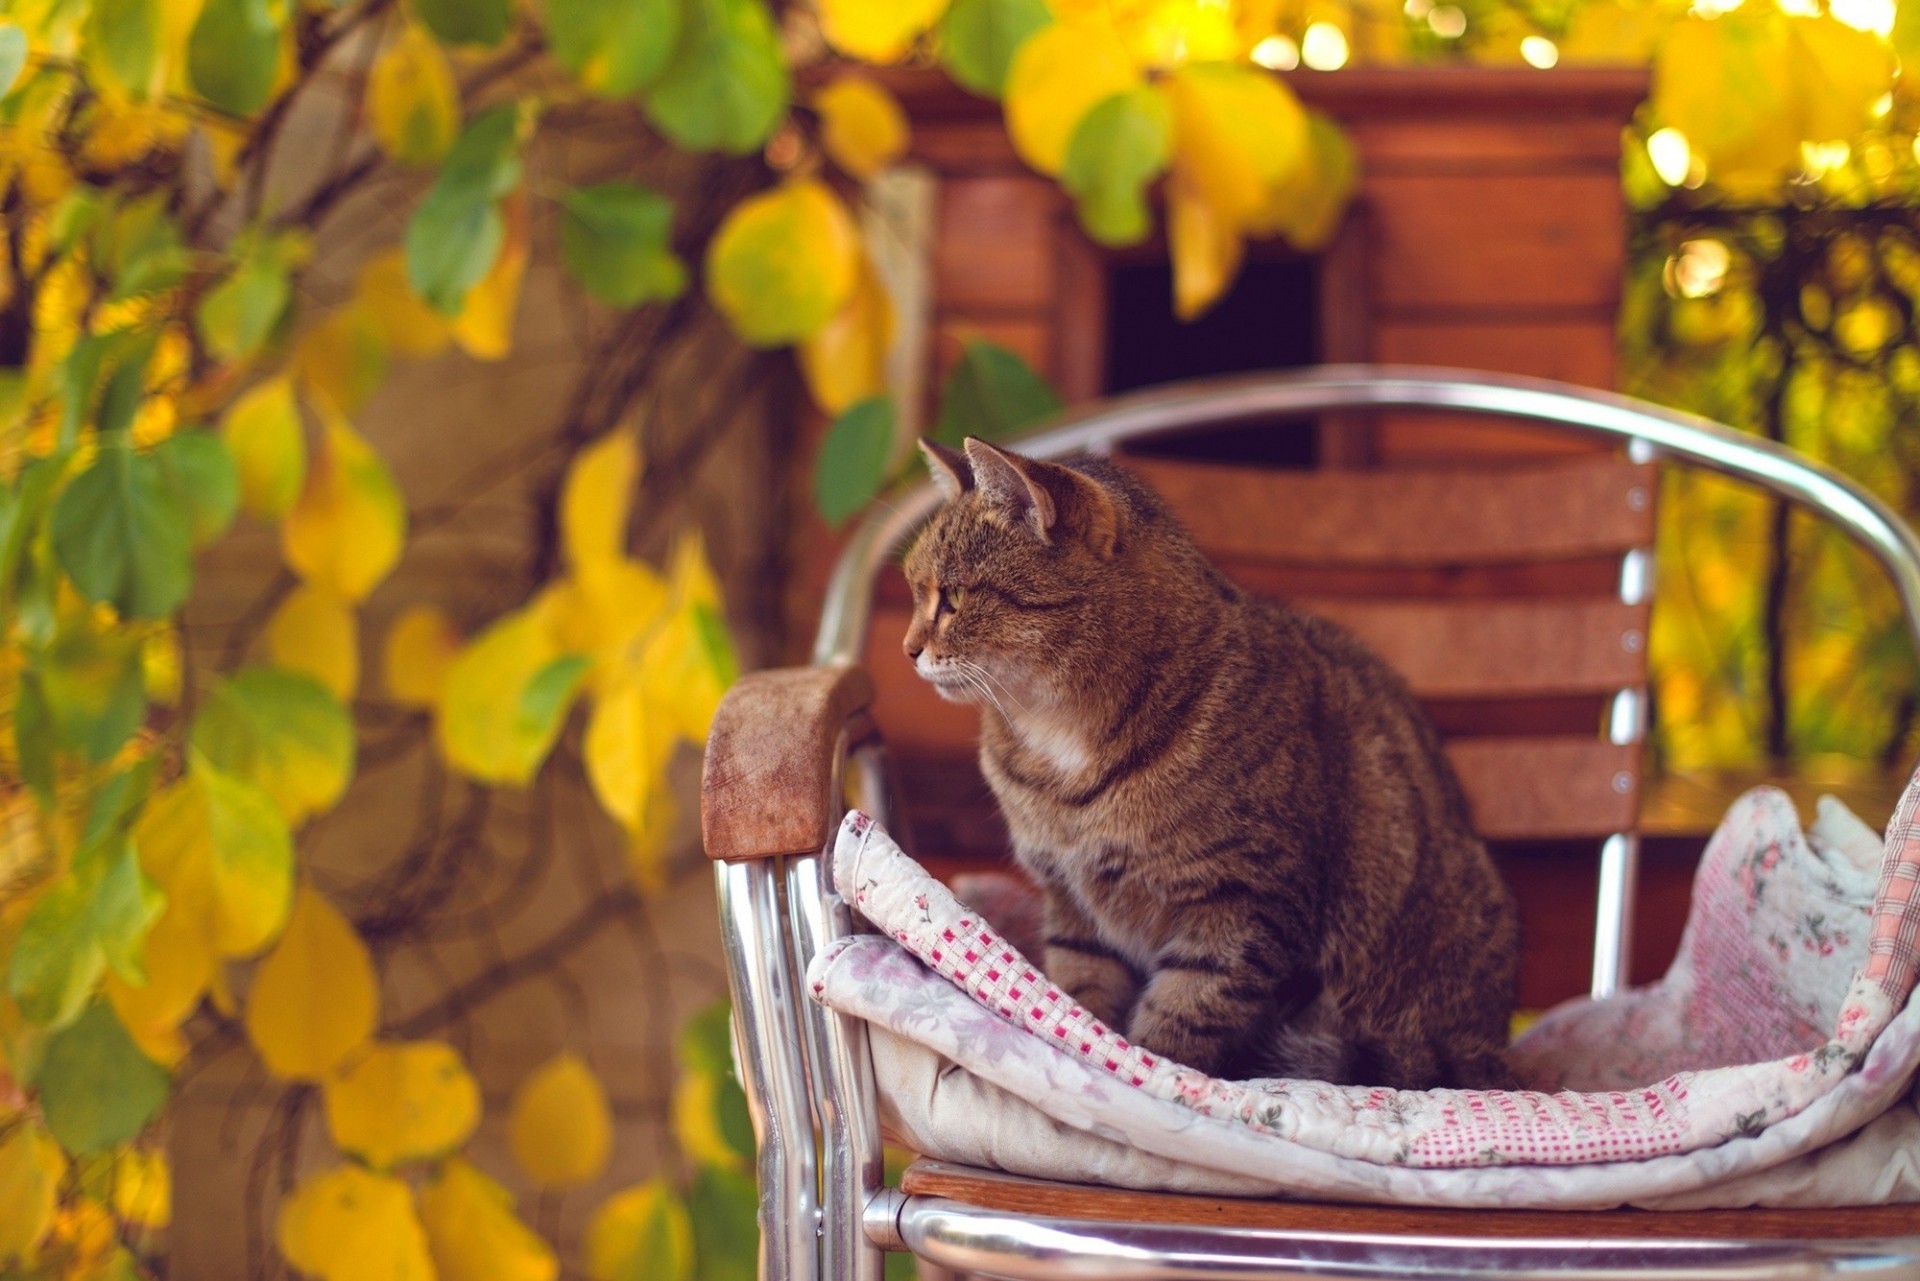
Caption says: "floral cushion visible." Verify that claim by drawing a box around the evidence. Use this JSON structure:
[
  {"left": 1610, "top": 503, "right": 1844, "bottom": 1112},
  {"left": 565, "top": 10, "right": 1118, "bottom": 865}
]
[{"left": 808, "top": 771, "right": 1920, "bottom": 1199}]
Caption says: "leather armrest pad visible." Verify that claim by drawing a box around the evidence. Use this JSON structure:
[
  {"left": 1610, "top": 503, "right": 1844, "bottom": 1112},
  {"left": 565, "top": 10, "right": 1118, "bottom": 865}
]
[{"left": 701, "top": 664, "right": 875, "bottom": 861}]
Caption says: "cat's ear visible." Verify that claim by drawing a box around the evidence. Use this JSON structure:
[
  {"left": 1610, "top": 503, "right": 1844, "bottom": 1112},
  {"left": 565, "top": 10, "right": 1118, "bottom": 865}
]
[
  {"left": 962, "top": 438, "right": 1119, "bottom": 558},
  {"left": 918, "top": 439, "right": 974, "bottom": 502}
]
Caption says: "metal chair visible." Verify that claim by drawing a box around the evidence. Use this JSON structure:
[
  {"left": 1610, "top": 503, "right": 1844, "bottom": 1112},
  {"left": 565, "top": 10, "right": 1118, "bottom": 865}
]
[{"left": 700, "top": 368, "right": 1920, "bottom": 1281}]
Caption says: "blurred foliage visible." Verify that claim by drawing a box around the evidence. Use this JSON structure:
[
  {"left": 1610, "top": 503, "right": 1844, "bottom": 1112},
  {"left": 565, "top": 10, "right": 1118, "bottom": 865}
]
[{"left": 1617, "top": 1, "right": 1920, "bottom": 775}]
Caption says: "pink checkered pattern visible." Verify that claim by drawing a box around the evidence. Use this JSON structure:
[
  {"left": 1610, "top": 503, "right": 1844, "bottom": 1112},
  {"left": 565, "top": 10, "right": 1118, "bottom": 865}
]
[
  {"left": 840, "top": 815, "right": 1164, "bottom": 1090},
  {"left": 1405, "top": 1082, "right": 1691, "bottom": 1165},
  {"left": 1867, "top": 761, "right": 1920, "bottom": 1000}
]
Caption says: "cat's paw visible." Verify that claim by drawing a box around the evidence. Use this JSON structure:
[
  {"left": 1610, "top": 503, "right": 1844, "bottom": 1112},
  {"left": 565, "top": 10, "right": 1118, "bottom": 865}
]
[
  {"left": 1125, "top": 1010, "right": 1231, "bottom": 1075},
  {"left": 1044, "top": 947, "right": 1136, "bottom": 1029}
]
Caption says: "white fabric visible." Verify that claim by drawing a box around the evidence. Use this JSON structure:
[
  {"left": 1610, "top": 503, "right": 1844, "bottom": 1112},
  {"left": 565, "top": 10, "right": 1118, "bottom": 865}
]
[{"left": 810, "top": 789, "right": 1920, "bottom": 1206}]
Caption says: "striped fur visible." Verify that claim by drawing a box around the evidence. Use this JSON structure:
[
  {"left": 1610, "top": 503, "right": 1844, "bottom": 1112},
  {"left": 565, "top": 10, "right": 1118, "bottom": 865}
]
[{"left": 900, "top": 438, "right": 1518, "bottom": 1089}]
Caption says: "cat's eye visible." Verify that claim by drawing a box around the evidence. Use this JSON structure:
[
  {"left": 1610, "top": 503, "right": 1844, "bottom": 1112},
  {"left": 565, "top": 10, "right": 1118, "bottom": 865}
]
[{"left": 937, "top": 585, "right": 964, "bottom": 615}]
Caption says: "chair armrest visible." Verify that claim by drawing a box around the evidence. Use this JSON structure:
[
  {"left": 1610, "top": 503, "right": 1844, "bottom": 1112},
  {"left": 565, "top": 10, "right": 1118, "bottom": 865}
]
[{"left": 701, "top": 663, "right": 876, "bottom": 862}]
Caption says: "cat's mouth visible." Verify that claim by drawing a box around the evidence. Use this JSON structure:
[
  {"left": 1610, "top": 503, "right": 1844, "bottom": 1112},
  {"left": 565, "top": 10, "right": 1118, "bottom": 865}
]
[{"left": 915, "top": 656, "right": 980, "bottom": 704}]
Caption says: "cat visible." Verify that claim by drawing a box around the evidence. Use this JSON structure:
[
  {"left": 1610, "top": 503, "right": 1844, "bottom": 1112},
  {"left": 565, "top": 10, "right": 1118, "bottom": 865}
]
[{"left": 899, "top": 436, "right": 1519, "bottom": 1090}]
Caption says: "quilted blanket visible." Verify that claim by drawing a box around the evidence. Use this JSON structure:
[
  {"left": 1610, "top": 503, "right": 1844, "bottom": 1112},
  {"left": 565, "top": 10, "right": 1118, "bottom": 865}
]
[{"left": 806, "top": 770, "right": 1920, "bottom": 1204}]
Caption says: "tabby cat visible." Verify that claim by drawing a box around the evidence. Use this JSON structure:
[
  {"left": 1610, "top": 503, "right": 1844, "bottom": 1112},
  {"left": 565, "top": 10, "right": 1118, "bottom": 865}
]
[{"left": 900, "top": 437, "right": 1518, "bottom": 1089}]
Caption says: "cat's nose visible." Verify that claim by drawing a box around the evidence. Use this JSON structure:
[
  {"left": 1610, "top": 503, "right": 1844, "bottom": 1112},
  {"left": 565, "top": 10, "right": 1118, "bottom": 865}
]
[{"left": 905, "top": 641, "right": 923, "bottom": 661}]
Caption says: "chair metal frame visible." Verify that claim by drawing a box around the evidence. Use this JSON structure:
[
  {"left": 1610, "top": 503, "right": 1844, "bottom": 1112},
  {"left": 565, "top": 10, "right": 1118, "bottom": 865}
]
[{"left": 709, "top": 367, "right": 1920, "bottom": 1281}]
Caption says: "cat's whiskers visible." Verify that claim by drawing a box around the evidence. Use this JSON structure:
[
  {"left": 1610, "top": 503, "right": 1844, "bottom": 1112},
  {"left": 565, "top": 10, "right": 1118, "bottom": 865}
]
[{"left": 958, "top": 659, "right": 1030, "bottom": 719}]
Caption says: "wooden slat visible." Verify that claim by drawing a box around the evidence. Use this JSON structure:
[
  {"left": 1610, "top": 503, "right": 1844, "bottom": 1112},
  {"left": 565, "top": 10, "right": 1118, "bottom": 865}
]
[
  {"left": 1451, "top": 738, "right": 1639, "bottom": 841},
  {"left": 900, "top": 1159, "right": 1920, "bottom": 1239},
  {"left": 1119, "top": 455, "right": 1655, "bottom": 567},
  {"left": 869, "top": 598, "right": 1646, "bottom": 712},
  {"left": 1303, "top": 598, "right": 1648, "bottom": 699},
  {"left": 1368, "top": 172, "right": 1625, "bottom": 312},
  {"left": 934, "top": 177, "right": 1061, "bottom": 311}
]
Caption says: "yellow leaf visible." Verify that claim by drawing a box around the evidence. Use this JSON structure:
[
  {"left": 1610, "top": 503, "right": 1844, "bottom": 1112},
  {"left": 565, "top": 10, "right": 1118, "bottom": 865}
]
[
  {"left": 266, "top": 584, "right": 360, "bottom": 701},
  {"left": 670, "top": 1069, "right": 745, "bottom": 1173},
  {"left": 1791, "top": 14, "right": 1896, "bottom": 142},
  {"left": 817, "top": 0, "right": 950, "bottom": 61},
  {"left": 705, "top": 179, "right": 859, "bottom": 347},
  {"left": 642, "top": 604, "right": 727, "bottom": 741},
  {"left": 450, "top": 191, "right": 529, "bottom": 361},
  {"left": 355, "top": 249, "right": 451, "bottom": 360},
  {"left": 281, "top": 410, "right": 407, "bottom": 603},
  {"left": 561, "top": 429, "right": 641, "bottom": 569},
  {"left": 668, "top": 529, "right": 724, "bottom": 614},
  {"left": 549, "top": 559, "right": 670, "bottom": 679},
  {"left": 798, "top": 248, "right": 894, "bottom": 414},
  {"left": 294, "top": 305, "right": 390, "bottom": 418},
  {"left": 418, "top": 1159, "right": 558, "bottom": 1281},
  {"left": 221, "top": 377, "right": 306, "bottom": 520},
  {"left": 585, "top": 1179, "right": 694, "bottom": 1281},
  {"left": 104, "top": 898, "right": 214, "bottom": 1043},
  {"left": 276, "top": 1165, "right": 435, "bottom": 1281},
  {"left": 382, "top": 604, "right": 461, "bottom": 707},
  {"left": 814, "top": 74, "right": 909, "bottom": 180},
  {"left": 1652, "top": 11, "right": 1798, "bottom": 194},
  {"left": 1167, "top": 172, "right": 1243, "bottom": 321},
  {"left": 435, "top": 595, "right": 588, "bottom": 785},
  {"left": 323, "top": 1040, "right": 481, "bottom": 1169},
  {"left": 1163, "top": 63, "right": 1309, "bottom": 232},
  {"left": 112, "top": 1146, "right": 171, "bottom": 1230},
  {"left": 133, "top": 768, "right": 294, "bottom": 959},
  {"left": 508, "top": 1051, "right": 613, "bottom": 1187},
  {"left": 583, "top": 673, "right": 675, "bottom": 833},
  {"left": 0, "top": 1122, "right": 65, "bottom": 1265},
  {"left": 1262, "top": 110, "right": 1356, "bottom": 251},
  {"left": 1004, "top": 20, "right": 1137, "bottom": 176},
  {"left": 367, "top": 23, "right": 459, "bottom": 166},
  {"left": 141, "top": 626, "right": 182, "bottom": 705},
  {"left": 623, "top": 782, "right": 677, "bottom": 895},
  {"left": 244, "top": 885, "right": 378, "bottom": 1081}
]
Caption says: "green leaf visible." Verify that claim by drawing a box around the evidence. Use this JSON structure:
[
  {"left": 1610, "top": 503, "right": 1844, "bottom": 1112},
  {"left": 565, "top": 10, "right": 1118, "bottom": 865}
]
[
  {"left": 934, "top": 340, "right": 1061, "bottom": 445},
  {"left": 152, "top": 430, "right": 240, "bottom": 548},
  {"left": 197, "top": 239, "right": 293, "bottom": 361},
  {"left": 84, "top": 757, "right": 155, "bottom": 844},
  {"left": 78, "top": 836, "right": 163, "bottom": 985},
  {"left": 691, "top": 600, "right": 739, "bottom": 688},
  {"left": 1062, "top": 86, "right": 1170, "bottom": 247},
  {"left": 688, "top": 1167, "right": 758, "bottom": 1281},
  {"left": 559, "top": 182, "right": 686, "bottom": 308},
  {"left": 51, "top": 440, "right": 193, "bottom": 620},
  {"left": 195, "top": 760, "right": 295, "bottom": 956},
  {"left": 83, "top": 0, "right": 163, "bottom": 100},
  {"left": 415, "top": 0, "right": 510, "bottom": 48},
  {"left": 39, "top": 625, "right": 146, "bottom": 764},
  {"left": 190, "top": 666, "right": 356, "bottom": 825},
  {"left": 36, "top": 1003, "right": 170, "bottom": 1156},
  {"left": 14, "top": 670, "right": 53, "bottom": 802},
  {"left": 2, "top": 455, "right": 62, "bottom": 613},
  {"left": 187, "top": 0, "right": 283, "bottom": 116},
  {"left": 0, "top": 23, "right": 28, "bottom": 99},
  {"left": 95, "top": 333, "right": 156, "bottom": 437},
  {"left": 814, "top": 396, "right": 895, "bottom": 528},
  {"left": 545, "top": 0, "right": 680, "bottom": 96},
  {"left": 677, "top": 1000, "right": 734, "bottom": 1077},
  {"left": 405, "top": 103, "right": 527, "bottom": 313},
  {"left": 644, "top": 0, "right": 789, "bottom": 156},
  {"left": 938, "top": 0, "right": 1050, "bottom": 98},
  {"left": 92, "top": 195, "right": 188, "bottom": 303},
  {"left": 521, "top": 654, "right": 592, "bottom": 751},
  {"left": 8, "top": 878, "right": 104, "bottom": 1028}
]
